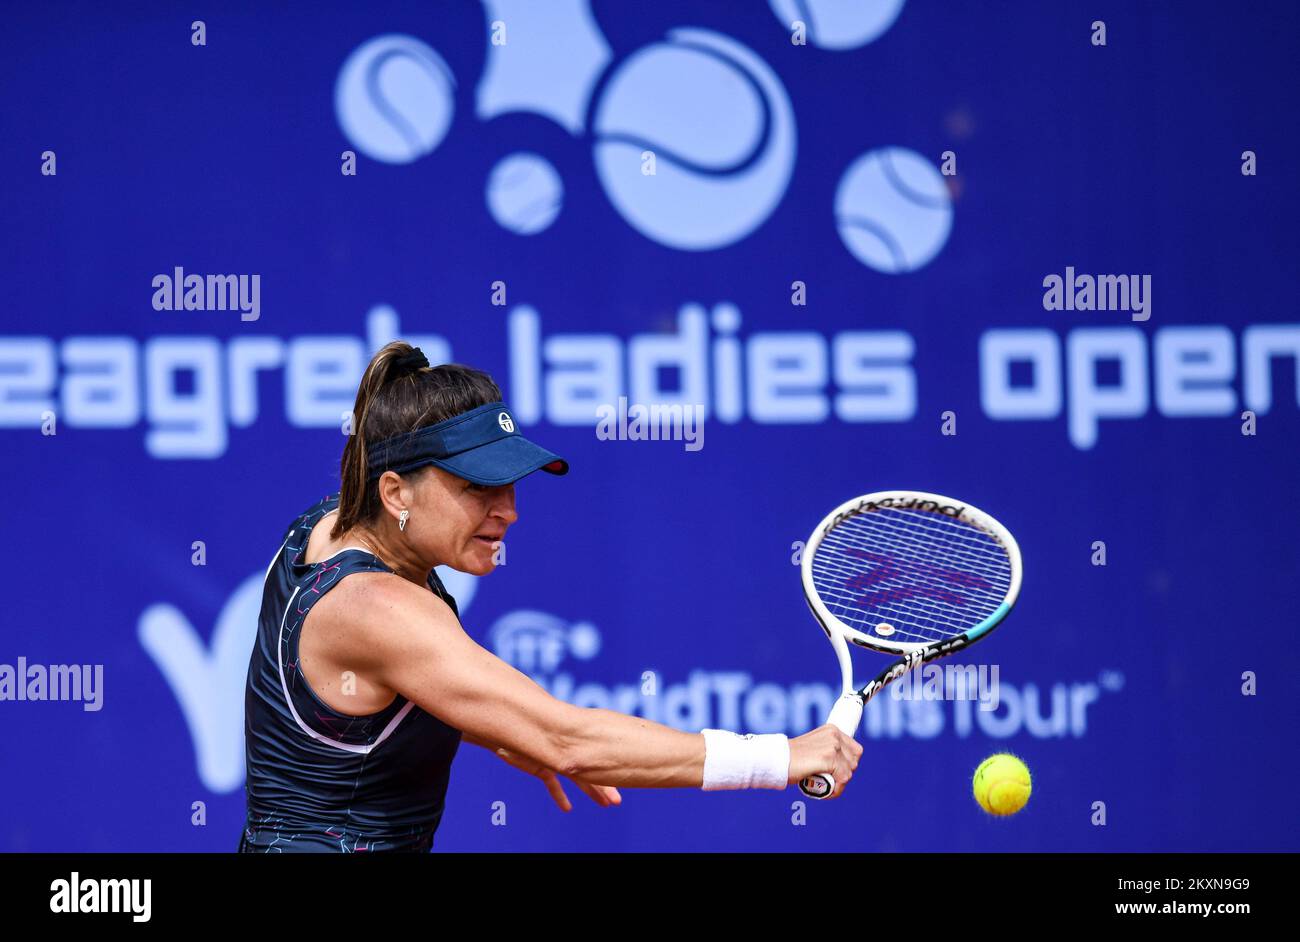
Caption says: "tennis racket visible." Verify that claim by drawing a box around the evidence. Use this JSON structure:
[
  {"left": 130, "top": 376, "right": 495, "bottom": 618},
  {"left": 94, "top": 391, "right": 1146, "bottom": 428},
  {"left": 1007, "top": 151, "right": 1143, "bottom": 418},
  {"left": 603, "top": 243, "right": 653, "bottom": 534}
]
[{"left": 798, "top": 490, "right": 1022, "bottom": 799}]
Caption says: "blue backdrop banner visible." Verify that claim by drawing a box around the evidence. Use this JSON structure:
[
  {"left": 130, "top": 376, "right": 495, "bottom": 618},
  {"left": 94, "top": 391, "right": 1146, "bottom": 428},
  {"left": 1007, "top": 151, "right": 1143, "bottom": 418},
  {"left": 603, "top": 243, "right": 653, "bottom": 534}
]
[{"left": 2, "top": 0, "right": 1297, "bottom": 851}]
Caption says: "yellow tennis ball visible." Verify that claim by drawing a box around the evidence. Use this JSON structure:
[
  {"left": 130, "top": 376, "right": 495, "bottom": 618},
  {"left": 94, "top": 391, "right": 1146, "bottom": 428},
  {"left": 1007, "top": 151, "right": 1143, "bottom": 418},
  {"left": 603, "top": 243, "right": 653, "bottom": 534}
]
[{"left": 973, "top": 753, "right": 1031, "bottom": 816}]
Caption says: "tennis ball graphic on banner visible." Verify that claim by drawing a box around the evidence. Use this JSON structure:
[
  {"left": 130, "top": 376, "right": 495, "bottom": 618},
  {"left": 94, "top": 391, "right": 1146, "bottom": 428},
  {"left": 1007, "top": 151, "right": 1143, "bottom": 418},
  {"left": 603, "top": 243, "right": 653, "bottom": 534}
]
[
  {"left": 768, "top": 0, "right": 907, "bottom": 50},
  {"left": 335, "top": 34, "right": 456, "bottom": 164},
  {"left": 592, "top": 28, "right": 796, "bottom": 250},
  {"left": 486, "top": 152, "right": 565, "bottom": 235},
  {"left": 834, "top": 146, "right": 953, "bottom": 273}
]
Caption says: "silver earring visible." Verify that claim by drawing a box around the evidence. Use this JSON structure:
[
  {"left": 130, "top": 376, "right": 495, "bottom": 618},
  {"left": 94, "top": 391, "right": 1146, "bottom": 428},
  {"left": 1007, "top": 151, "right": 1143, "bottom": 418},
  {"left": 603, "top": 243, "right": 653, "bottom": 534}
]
[{"left": 398, "top": 510, "right": 409, "bottom": 532}]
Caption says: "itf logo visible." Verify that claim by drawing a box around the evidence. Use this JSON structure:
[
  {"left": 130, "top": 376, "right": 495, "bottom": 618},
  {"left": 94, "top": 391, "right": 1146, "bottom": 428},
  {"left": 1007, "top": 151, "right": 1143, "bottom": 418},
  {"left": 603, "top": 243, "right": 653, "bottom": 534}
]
[
  {"left": 488, "top": 610, "right": 601, "bottom": 674},
  {"left": 333, "top": 0, "right": 950, "bottom": 270}
]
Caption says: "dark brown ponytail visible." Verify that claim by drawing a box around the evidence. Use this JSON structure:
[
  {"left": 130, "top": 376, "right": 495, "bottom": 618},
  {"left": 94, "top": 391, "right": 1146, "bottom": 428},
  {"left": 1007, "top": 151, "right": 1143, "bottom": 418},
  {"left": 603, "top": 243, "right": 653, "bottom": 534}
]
[{"left": 331, "top": 342, "right": 503, "bottom": 540}]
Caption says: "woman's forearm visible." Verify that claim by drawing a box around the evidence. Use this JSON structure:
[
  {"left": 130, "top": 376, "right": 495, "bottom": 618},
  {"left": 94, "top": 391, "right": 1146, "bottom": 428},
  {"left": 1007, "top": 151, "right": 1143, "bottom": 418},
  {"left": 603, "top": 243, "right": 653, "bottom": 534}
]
[{"left": 561, "top": 707, "right": 707, "bottom": 788}]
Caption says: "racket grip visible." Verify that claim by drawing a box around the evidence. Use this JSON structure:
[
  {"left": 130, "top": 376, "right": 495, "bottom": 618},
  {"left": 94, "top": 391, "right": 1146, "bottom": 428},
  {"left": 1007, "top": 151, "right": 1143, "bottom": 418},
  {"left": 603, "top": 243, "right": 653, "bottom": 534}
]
[{"left": 798, "top": 694, "right": 864, "bottom": 800}]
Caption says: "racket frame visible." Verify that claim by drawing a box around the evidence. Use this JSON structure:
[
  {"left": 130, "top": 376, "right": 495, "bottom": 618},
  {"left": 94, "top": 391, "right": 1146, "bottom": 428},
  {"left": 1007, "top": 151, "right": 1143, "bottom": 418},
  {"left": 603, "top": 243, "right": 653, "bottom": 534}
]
[{"left": 798, "top": 490, "right": 1023, "bottom": 798}]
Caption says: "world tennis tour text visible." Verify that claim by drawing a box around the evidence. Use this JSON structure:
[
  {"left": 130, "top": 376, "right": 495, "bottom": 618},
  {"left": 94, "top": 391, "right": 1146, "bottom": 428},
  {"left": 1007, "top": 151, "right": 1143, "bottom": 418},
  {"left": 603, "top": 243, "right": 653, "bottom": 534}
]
[
  {"left": 534, "top": 670, "right": 1106, "bottom": 738},
  {"left": 2, "top": 302, "right": 1296, "bottom": 456}
]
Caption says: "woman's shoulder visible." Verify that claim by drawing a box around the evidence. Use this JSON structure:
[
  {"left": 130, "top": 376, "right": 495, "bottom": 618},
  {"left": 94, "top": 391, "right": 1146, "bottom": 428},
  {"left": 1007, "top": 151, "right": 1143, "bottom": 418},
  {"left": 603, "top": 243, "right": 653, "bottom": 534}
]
[
  {"left": 279, "top": 491, "right": 341, "bottom": 543},
  {"left": 308, "top": 568, "right": 458, "bottom": 668},
  {"left": 299, "top": 490, "right": 341, "bottom": 527}
]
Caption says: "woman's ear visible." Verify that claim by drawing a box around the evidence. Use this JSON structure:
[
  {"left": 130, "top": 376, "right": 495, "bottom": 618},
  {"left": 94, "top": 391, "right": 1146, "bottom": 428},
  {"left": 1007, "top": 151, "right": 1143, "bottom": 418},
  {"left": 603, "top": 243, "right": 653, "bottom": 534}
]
[{"left": 374, "top": 470, "right": 406, "bottom": 520}]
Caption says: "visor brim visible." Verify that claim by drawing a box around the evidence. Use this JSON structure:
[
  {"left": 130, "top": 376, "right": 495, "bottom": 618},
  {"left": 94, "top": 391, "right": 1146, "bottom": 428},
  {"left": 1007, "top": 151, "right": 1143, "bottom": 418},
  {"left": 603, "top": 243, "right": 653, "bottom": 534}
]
[{"left": 426, "top": 434, "right": 568, "bottom": 486}]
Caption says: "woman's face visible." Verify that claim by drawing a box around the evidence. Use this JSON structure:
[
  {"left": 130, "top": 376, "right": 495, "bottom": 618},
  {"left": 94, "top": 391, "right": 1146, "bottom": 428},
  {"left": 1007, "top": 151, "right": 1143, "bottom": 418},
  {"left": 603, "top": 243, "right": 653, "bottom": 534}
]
[{"left": 411, "top": 466, "right": 518, "bottom": 576}]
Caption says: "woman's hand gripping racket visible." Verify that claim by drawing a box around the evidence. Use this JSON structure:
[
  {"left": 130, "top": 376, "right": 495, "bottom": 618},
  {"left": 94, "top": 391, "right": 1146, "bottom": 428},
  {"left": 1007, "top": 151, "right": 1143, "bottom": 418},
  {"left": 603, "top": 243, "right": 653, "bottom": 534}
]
[{"left": 799, "top": 491, "right": 1022, "bottom": 799}]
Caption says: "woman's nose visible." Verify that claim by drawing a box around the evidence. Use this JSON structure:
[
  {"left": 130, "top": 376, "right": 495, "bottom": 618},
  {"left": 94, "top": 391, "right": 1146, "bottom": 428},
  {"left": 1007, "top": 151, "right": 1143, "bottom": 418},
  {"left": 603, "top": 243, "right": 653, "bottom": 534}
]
[{"left": 493, "top": 486, "right": 518, "bottom": 523}]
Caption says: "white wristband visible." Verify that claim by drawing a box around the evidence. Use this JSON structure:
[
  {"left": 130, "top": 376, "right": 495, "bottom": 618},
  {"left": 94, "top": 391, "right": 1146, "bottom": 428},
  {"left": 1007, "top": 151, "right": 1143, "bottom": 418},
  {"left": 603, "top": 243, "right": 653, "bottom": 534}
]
[{"left": 700, "top": 729, "right": 790, "bottom": 791}]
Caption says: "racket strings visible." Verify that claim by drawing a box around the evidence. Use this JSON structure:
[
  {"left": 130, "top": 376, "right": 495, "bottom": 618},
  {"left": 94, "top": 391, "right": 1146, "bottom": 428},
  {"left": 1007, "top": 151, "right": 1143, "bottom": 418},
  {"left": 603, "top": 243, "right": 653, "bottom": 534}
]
[
  {"left": 819, "top": 518, "right": 1011, "bottom": 624},
  {"left": 810, "top": 557, "right": 1002, "bottom": 641},
  {"left": 809, "top": 567, "right": 992, "bottom": 642},
  {"left": 811, "top": 558, "right": 1004, "bottom": 641},
  {"left": 816, "top": 506, "right": 1008, "bottom": 631},
  {"left": 823, "top": 516, "right": 1010, "bottom": 584},
  {"left": 818, "top": 527, "right": 1010, "bottom": 613},
  {"left": 828, "top": 507, "right": 1010, "bottom": 577},
  {"left": 810, "top": 507, "right": 1012, "bottom": 644}
]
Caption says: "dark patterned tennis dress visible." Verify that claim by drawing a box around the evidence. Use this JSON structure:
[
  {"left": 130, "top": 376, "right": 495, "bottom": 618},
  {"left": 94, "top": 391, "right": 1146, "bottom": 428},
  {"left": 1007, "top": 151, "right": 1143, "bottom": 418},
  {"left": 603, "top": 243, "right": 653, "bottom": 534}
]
[{"left": 240, "top": 492, "right": 463, "bottom": 852}]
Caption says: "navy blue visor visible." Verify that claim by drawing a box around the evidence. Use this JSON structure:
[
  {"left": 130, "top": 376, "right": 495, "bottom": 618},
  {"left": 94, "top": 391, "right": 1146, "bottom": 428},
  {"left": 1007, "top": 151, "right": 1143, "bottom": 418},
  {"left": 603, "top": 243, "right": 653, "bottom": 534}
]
[{"left": 366, "top": 401, "right": 568, "bottom": 486}]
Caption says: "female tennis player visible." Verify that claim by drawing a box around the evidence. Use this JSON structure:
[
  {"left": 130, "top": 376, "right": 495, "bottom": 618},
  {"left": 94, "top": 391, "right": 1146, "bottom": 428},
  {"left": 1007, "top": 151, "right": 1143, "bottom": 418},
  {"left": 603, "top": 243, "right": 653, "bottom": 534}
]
[{"left": 240, "top": 341, "right": 861, "bottom": 852}]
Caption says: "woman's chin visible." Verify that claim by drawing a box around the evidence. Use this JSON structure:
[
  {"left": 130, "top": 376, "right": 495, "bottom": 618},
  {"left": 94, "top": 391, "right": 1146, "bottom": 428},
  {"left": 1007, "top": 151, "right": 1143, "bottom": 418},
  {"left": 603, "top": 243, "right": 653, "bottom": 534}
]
[{"left": 461, "top": 553, "right": 496, "bottom": 577}]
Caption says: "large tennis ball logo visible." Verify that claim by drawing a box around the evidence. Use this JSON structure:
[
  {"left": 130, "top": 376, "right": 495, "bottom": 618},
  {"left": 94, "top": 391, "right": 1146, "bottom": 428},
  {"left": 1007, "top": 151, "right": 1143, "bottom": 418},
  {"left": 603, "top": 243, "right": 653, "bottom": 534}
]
[
  {"left": 335, "top": 34, "right": 456, "bottom": 164},
  {"left": 767, "top": 0, "right": 907, "bottom": 50},
  {"left": 834, "top": 146, "right": 953, "bottom": 273},
  {"left": 592, "top": 28, "right": 797, "bottom": 251}
]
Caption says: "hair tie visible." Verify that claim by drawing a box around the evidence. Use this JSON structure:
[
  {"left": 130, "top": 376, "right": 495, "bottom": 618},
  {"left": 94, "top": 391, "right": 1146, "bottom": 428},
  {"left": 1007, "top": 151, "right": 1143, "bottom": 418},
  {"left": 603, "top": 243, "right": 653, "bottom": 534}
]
[{"left": 392, "top": 346, "right": 430, "bottom": 378}]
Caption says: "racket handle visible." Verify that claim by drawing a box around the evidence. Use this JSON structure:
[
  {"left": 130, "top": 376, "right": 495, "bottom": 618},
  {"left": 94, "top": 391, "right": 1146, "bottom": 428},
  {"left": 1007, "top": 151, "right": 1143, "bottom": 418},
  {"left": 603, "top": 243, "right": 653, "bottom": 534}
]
[{"left": 798, "top": 694, "right": 864, "bottom": 800}]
